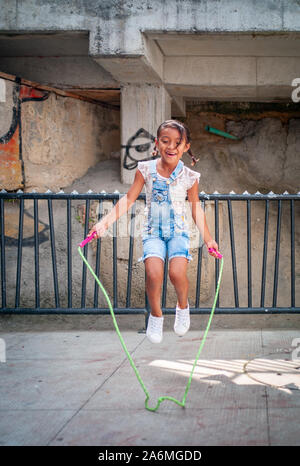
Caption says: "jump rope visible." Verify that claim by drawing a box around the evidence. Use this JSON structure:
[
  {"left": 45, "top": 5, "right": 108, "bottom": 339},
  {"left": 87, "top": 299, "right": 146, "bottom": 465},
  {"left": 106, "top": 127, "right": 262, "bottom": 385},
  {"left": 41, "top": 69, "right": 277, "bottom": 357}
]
[{"left": 78, "top": 231, "right": 223, "bottom": 412}]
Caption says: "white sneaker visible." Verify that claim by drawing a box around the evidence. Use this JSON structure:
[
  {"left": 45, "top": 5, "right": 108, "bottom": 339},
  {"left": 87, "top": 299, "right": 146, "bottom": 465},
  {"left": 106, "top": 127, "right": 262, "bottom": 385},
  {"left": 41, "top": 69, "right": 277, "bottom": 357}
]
[
  {"left": 174, "top": 302, "right": 190, "bottom": 337},
  {"left": 146, "top": 314, "right": 164, "bottom": 344}
]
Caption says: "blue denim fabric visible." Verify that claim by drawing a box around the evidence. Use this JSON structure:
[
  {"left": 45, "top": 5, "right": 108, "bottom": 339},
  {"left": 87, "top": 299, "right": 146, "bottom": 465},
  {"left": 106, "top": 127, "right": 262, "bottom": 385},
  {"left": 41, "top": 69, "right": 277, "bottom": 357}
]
[
  {"left": 141, "top": 235, "right": 192, "bottom": 263},
  {"left": 139, "top": 159, "right": 192, "bottom": 263}
]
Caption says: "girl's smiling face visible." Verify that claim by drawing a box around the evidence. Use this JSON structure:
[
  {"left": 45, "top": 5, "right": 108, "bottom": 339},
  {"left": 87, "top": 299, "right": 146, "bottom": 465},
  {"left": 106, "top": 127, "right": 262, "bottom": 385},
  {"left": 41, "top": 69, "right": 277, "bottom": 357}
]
[{"left": 155, "top": 127, "right": 190, "bottom": 167}]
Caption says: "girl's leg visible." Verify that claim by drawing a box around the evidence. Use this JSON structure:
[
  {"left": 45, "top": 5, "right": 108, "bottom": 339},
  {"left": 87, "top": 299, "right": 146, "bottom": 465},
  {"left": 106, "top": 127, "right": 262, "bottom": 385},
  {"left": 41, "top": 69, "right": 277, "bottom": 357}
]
[
  {"left": 169, "top": 257, "right": 190, "bottom": 336},
  {"left": 145, "top": 256, "right": 165, "bottom": 317},
  {"left": 169, "top": 257, "right": 189, "bottom": 309}
]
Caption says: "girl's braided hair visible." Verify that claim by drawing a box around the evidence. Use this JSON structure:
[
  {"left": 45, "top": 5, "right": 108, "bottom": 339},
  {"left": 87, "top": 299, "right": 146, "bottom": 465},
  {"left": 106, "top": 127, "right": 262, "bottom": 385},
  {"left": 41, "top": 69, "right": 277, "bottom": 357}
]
[{"left": 152, "top": 119, "right": 199, "bottom": 166}]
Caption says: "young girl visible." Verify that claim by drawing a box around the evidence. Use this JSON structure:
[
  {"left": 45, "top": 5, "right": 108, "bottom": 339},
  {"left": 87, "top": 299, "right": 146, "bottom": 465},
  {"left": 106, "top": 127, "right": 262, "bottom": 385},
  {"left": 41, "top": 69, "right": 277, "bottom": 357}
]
[{"left": 89, "top": 119, "right": 221, "bottom": 344}]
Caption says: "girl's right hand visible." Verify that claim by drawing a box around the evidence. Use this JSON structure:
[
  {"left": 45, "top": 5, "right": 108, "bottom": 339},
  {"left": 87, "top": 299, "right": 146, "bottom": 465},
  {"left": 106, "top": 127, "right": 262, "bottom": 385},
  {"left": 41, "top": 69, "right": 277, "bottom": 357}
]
[{"left": 88, "top": 220, "right": 108, "bottom": 239}]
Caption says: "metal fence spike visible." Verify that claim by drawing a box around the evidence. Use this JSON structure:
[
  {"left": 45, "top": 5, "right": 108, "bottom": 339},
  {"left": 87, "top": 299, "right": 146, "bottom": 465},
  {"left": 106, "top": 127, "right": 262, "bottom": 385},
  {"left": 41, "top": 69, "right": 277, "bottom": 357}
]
[
  {"left": 101, "top": 190, "right": 106, "bottom": 194},
  {"left": 87, "top": 189, "right": 93, "bottom": 194},
  {"left": 230, "top": 190, "right": 236, "bottom": 195},
  {"left": 17, "top": 189, "right": 23, "bottom": 193},
  {"left": 255, "top": 191, "right": 262, "bottom": 195},
  {"left": 283, "top": 190, "right": 289, "bottom": 195},
  {"left": 71, "top": 190, "right": 78, "bottom": 195},
  {"left": 243, "top": 190, "right": 250, "bottom": 195},
  {"left": 1, "top": 189, "right": 7, "bottom": 193}
]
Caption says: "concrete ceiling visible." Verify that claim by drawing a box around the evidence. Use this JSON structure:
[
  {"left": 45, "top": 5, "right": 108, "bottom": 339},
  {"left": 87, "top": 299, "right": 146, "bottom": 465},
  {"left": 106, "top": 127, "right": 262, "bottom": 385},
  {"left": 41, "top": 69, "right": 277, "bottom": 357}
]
[
  {"left": 150, "top": 32, "right": 300, "bottom": 56},
  {"left": 149, "top": 32, "right": 300, "bottom": 104},
  {"left": 0, "top": 32, "right": 120, "bottom": 107},
  {"left": 0, "top": 31, "right": 90, "bottom": 56},
  {"left": 0, "top": 31, "right": 299, "bottom": 106}
]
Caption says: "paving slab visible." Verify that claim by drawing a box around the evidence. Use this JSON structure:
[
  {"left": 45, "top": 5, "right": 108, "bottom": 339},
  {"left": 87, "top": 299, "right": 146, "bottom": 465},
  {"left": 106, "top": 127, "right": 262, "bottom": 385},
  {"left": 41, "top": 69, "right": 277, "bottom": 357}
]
[
  {"left": 0, "top": 410, "right": 76, "bottom": 446},
  {"left": 261, "top": 329, "right": 300, "bottom": 353},
  {"left": 0, "top": 326, "right": 299, "bottom": 446},
  {"left": 0, "top": 331, "right": 143, "bottom": 410},
  {"left": 1, "top": 330, "right": 144, "bottom": 360},
  {"left": 48, "top": 407, "right": 269, "bottom": 447},
  {"left": 268, "top": 407, "right": 300, "bottom": 446},
  {"left": 266, "top": 385, "right": 300, "bottom": 408}
]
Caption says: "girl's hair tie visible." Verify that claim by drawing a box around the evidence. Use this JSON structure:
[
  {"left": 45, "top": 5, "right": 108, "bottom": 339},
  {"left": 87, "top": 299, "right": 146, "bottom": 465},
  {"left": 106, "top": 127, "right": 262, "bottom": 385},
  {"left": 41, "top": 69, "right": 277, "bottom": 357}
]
[
  {"left": 152, "top": 147, "right": 159, "bottom": 157},
  {"left": 188, "top": 149, "right": 200, "bottom": 167}
]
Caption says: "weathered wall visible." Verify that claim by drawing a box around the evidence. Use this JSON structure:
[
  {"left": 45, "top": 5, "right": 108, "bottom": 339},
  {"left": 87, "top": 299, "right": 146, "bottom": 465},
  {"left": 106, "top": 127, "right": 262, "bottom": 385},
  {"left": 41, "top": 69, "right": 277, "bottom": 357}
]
[
  {"left": 0, "top": 79, "right": 23, "bottom": 190},
  {"left": 0, "top": 76, "right": 120, "bottom": 192},
  {"left": 183, "top": 103, "right": 300, "bottom": 194},
  {"left": 0, "top": 78, "right": 48, "bottom": 190},
  {"left": 21, "top": 92, "right": 120, "bottom": 191}
]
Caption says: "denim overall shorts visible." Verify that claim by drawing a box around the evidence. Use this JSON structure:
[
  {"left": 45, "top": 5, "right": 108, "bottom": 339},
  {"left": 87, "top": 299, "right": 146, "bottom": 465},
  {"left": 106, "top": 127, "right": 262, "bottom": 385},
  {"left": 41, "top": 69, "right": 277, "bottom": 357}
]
[{"left": 139, "top": 159, "right": 192, "bottom": 264}]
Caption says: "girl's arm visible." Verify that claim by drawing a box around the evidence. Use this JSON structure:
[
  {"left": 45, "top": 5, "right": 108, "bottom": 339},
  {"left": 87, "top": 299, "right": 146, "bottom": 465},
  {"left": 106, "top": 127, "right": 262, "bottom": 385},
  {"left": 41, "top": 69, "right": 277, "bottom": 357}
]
[
  {"left": 187, "top": 180, "right": 221, "bottom": 258},
  {"left": 89, "top": 169, "right": 145, "bottom": 238}
]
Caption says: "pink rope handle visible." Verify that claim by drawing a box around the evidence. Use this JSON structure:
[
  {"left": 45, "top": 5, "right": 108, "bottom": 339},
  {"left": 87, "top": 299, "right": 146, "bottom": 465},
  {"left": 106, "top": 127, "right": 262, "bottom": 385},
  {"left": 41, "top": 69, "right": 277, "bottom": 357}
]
[
  {"left": 78, "top": 231, "right": 97, "bottom": 248},
  {"left": 208, "top": 247, "right": 223, "bottom": 259}
]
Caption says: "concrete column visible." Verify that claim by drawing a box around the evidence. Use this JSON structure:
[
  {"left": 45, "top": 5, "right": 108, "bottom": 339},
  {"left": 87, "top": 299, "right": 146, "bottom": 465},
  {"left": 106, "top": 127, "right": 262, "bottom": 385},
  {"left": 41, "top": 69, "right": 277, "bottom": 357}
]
[{"left": 120, "top": 84, "right": 171, "bottom": 185}]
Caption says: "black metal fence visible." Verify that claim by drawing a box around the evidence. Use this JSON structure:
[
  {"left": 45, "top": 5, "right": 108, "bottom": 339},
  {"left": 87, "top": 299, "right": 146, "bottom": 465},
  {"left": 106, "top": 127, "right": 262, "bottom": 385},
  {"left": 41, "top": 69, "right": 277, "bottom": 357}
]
[{"left": 0, "top": 190, "right": 299, "bottom": 318}]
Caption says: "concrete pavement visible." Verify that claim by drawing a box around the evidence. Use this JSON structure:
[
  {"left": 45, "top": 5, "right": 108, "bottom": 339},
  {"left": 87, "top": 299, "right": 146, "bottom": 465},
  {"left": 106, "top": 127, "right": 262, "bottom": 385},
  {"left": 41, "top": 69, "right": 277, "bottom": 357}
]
[{"left": 0, "top": 315, "right": 299, "bottom": 446}]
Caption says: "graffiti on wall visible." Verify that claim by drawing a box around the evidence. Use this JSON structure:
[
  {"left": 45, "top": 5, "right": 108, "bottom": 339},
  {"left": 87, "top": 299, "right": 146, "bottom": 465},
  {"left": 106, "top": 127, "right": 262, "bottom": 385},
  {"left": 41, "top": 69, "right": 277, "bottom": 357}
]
[
  {"left": 0, "top": 77, "right": 49, "bottom": 191},
  {"left": 121, "top": 128, "right": 157, "bottom": 170},
  {"left": 4, "top": 202, "right": 49, "bottom": 247}
]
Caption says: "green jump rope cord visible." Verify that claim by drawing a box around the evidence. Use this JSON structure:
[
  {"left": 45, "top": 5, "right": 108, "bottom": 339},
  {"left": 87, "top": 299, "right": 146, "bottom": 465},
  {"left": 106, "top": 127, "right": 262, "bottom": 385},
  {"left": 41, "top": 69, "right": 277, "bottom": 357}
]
[{"left": 78, "top": 246, "right": 223, "bottom": 412}]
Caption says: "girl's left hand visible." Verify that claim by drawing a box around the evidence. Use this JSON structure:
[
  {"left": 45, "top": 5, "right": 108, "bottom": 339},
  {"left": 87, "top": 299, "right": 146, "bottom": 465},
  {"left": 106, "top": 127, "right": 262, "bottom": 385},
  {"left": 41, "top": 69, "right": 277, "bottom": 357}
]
[{"left": 206, "top": 240, "right": 221, "bottom": 259}]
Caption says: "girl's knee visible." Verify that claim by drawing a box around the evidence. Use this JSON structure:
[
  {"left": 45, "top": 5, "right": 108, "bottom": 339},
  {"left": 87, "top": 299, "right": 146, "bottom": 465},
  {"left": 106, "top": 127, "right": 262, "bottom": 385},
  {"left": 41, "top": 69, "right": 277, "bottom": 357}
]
[
  {"left": 146, "top": 272, "right": 162, "bottom": 287},
  {"left": 145, "top": 260, "right": 164, "bottom": 285},
  {"left": 169, "top": 258, "right": 188, "bottom": 284},
  {"left": 169, "top": 268, "right": 185, "bottom": 284}
]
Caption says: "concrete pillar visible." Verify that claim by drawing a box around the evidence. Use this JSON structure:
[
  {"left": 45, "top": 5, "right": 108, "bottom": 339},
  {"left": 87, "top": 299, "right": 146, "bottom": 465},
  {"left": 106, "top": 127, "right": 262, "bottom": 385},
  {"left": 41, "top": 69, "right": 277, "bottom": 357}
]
[{"left": 120, "top": 83, "right": 171, "bottom": 185}]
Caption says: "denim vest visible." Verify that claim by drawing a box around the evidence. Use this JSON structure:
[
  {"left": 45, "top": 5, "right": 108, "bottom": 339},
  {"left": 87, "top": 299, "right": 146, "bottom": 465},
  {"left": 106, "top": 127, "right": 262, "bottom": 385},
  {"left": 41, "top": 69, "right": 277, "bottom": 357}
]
[{"left": 143, "top": 159, "right": 188, "bottom": 240}]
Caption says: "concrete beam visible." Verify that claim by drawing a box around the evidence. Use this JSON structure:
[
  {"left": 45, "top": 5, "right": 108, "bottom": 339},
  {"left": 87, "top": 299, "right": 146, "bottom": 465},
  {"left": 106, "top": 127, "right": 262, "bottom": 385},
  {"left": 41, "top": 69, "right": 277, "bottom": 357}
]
[
  {"left": 165, "top": 56, "right": 257, "bottom": 87},
  {"left": 147, "top": 32, "right": 300, "bottom": 57},
  {"left": 93, "top": 56, "right": 162, "bottom": 84},
  {"left": 1, "top": 1, "right": 299, "bottom": 34},
  {"left": 167, "top": 84, "right": 257, "bottom": 101},
  {"left": 0, "top": 57, "right": 118, "bottom": 89},
  {"left": 257, "top": 57, "right": 300, "bottom": 86},
  {"left": 92, "top": 33, "right": 164, "bottom": 84},
  {"left": 164, "top": 55, "right": 300, "bottom": 102}
]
